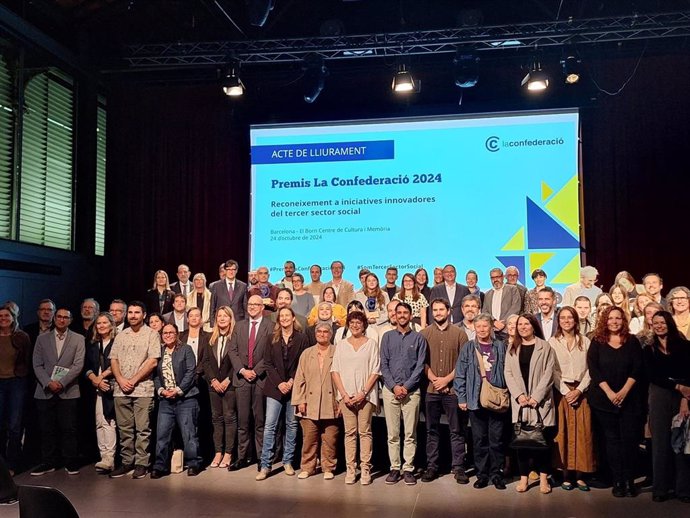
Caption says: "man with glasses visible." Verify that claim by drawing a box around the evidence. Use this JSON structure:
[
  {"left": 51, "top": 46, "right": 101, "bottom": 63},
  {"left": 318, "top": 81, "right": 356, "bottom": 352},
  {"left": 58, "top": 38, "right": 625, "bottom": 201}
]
[
  {"left": 429, "top": 264, "right": 470, "bottom": 324},
  {"left": 325, "top": 260, "right": 355, "bottom": 306},
  {"left": 228, "top": 294, "right": 274, "bottom": 471},
  {"left": 109, "top": 299, "right": 128, "bottom": 334},
  {"left": 31, "top": 308, "right": 85, "bottom": 476},
  {"left": 248, "top": 265, "right": 280, "bottom": 315},
  {"left": 108, "top": 301, "right": 161, "bottom": 479},
  {"left": 482, "top": 268, "right": 521, "bottom": 341},
  {"left": 210, "top": 259, "right": 248, "bottom": 324}
]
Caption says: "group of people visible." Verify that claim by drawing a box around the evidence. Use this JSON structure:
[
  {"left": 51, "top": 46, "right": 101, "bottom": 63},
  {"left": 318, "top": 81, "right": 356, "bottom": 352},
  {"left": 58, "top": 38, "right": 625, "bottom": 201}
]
[{"left": 1, "top": 259, "right": 689, "bottom": 504}]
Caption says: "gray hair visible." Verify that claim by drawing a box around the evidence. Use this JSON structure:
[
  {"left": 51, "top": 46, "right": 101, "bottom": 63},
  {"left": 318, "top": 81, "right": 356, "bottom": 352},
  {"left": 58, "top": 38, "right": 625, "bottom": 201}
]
[{"left": 580, "top": 266, "right": 599, "bottom": 279}]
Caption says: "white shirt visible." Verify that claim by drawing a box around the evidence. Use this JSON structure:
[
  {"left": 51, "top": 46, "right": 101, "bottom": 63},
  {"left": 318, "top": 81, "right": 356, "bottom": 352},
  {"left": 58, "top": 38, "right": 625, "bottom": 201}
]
[
  {"left": 540, "top": 311, "right": 555, "bottom": 338},
  {"left": 331, "top": 337, "right": 380, "bottom": 406},
  {"left": 445, "top": 283, "right": 456, "bottom": 307},
  {"left": 549, "top": 335, "right": 591, "bottom": 395},
  {"left": 491, "top": 287, "right": 503, "bottom": 320},
  {"left": 174, "top": 312, "right": 186, "bottom": 332},
  {"left": 55, "top": 329, "right": 67, "bottom": 358}
]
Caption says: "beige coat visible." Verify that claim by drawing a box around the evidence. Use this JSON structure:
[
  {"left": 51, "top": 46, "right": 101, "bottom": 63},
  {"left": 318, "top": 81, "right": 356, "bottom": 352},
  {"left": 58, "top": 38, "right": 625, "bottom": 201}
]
[
  {"left": 187, "top": 288, "right": 212, "bottom": 332},
  {"left": 504, "top": 337, "right": 556, "bottom": 426},
  {"left": 291, "top": 345, "right": 338, "bottom": 420}
]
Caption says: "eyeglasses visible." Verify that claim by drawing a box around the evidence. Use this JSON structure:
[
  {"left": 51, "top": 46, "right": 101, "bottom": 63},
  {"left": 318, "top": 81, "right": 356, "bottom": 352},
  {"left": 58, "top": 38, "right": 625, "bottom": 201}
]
[
  {"left": 247, "top": 303, "right": 263, "bottom": 307},
  {"left": 55, "top": 315, "right": 71, "bottom": 320},
  {"left": 490, "top": 275, "right": 503, "bottom": 280},
  {"left": 162, "top": 331, "right": 177, "bottom": 336}
]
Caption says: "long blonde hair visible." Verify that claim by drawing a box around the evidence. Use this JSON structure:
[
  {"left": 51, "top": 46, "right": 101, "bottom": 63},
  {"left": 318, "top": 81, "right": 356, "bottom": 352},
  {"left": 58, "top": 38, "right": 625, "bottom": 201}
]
[
  {"left": 152, "top": 269, "right": 171, "bottom": 290},
  {"left": 210, "top": 306, "right": 235, "bottom": 344}
]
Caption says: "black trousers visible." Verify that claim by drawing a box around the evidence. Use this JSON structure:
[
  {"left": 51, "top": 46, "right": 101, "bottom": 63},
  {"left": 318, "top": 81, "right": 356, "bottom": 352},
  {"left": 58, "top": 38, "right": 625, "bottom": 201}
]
[
  {"left": 592, "top": 408, "right": 643, "bottom": 483},
  {"left": 209, "top": 389, "right": 238, "bottom": 455},
  {"left": 37, "top": 397, "right": 78, "bottom": 467},
  {"left": 425, "top": 392, "right": 466, "bottom": 471},
  {"left": 515, "top": 426, "right": 556, "bottom": 476},
  {"left": 235, "top": 382, "right": 265, "bottom": 462},
  {"left": 469, "top": 407, "right": 507, "bottom": 480}
]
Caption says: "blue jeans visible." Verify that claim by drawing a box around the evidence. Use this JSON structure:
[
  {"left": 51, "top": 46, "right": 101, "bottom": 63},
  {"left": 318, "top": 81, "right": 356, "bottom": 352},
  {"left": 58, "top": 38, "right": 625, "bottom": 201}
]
[
  {"left": 154, "top": 397, "right": 202, "bottom": 471},
  {"left": 260, "top": 396, "right": 297, "bottom": 470},
  {"left": 0, "top": 377, "right": 27, "bottom": 469}
]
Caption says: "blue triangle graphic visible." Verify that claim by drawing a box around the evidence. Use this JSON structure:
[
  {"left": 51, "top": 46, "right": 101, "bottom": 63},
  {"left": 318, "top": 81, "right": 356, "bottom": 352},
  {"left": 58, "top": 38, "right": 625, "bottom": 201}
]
[
  {"left": 526, "top": 198, "right": 579, "bottom": 249},
  {"left": 496, "top": 256, "right": 526, "bottom": 285}
]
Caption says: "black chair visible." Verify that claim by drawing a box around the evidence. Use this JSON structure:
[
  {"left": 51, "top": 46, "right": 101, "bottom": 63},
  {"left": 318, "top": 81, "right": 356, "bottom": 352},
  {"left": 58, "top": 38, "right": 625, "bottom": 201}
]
[
  {"left": 18, "top": 485, "right": 79, "bottom": 518},
  {"left": 0, "top": 455, "right": 18, "bottom": 504}
]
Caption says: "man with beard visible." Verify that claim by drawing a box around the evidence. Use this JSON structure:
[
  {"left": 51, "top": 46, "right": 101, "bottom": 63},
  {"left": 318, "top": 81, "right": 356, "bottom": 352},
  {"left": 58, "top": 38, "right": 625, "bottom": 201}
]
[
  {"left": 458, "top": 295, "right": 481, "bottom": 341},
  {"left": 420, "top": 299, "right": 469, "bottom": 483},
  {"left": 482, "top": 268, "right": 521, "bottom": 341}
]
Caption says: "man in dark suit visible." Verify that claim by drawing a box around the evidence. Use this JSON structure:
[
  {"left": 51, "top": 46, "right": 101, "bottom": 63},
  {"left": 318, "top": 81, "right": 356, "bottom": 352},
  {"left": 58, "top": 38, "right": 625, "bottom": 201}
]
[
  {"left": 227, "top": 294, "right": 273, "bottom": 470},
  {"left": 429, "top": 264, "right": 470, "bottom": 324},
  {"left": 31, "top": 308, "right": 85, "bottom": 476},
  {"left": 535, "top": 287, "right": 559, "bottom": 338},
  {"left": 210, "top": 259, "right": 248, "bottom": 324},
  {"left": 170, "top": 264, "right": 193, "bottom": 296},
  {"left": 163, "top": 293, "right": 188, "bottom": 332}
]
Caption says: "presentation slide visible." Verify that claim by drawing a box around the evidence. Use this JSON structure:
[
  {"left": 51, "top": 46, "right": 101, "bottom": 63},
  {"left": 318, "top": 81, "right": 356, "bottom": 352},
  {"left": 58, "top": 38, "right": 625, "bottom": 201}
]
[{"left": 250, "top": 110, "right": 581, "bottom": 295}]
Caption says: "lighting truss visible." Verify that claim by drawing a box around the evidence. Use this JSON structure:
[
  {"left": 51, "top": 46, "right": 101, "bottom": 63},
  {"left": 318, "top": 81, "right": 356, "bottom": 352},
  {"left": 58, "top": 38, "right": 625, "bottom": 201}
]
[{"left": 123, "top": 11, "right": 690, "bottom": 68}]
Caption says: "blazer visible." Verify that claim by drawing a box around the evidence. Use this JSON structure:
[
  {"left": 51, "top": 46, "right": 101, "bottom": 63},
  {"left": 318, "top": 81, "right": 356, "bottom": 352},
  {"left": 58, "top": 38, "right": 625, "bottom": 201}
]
[
  {"left": 170, "top": 281, "right": 193, "bottom": 296},
  {"left": 536, "top": 310, "right": 560, "bottom": 338},
  {"left": 325, "top": 279, "right": 355, "bottom": 307},
  {"left": 202, "top": 333, "right": 234, "bottom": 388},
  {"left": 228, "top": 317, "right": 274, "bottom": 388},
  {"left": 210, "top": 279, "right": 248, "bottom": 323},
  {"left": 503, "top": 337, "right": 556, "bottom": 426},
  {"left": 153, "top": 344, "right": 199, "bottom": 399},
  {"left": 4, "top": 330, "right": 31, "bottom": 378},
  {"left": 482, "top": 284, "right": 522, "bottom": 321},
  {"left": 291, "top": 344, "right": 338, "bottom": 420},
  {"left": 179, "top": 329, "right": 211, "bottom": 375},
  {"left": 163, "top": 311, "right": 188, "bottom": 332},
  {"left": 33, "top": 330, "right": 85, "bottom": 400},
  {"left": 186, "top": 288, "right": 213, "bottom": 331},
  {"left": 263, "top": 331, "right": 310, "bottom": 402},
  {"left": 144, "top": 288, "right": 175, "bottom": 315},
  {"left": 84, "top": 338, "right": 115, "bottom": 419},
  {"left": 429, "top": 282, "right": 471, "bottom": 324}
]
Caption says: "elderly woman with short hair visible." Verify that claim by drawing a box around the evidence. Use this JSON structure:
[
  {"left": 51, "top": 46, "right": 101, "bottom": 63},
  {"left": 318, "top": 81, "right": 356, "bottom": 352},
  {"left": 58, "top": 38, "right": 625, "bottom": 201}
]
[{"left": 292, "top": 323, "right": 340, "bottom": 479}]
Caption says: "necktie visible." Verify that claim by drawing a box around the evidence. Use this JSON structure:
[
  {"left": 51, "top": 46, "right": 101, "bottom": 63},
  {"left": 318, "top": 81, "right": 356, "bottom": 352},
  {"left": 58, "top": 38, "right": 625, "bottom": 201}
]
[
  {"left": 182, "top": 284, "right": 187, "bottom": 296},
  {"left": 248, "top": 321, "right": 257, "bottom": 368},
  {"left": 218, "top": 336, "right": 225, "bottom": 368},
  {"left": 228, "top": 282, "right": 234, "bottom": 301}
]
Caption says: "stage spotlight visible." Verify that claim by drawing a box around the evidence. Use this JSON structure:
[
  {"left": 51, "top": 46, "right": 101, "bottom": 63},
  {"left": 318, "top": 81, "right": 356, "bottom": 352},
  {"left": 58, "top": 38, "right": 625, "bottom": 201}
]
[
  {"left": 303, "top": 59, "right": 328, "bottom": 103},
  {"left": 521, "top": 61, "right": 549, "bottom": 91},
  {"left": 454, "top": 53, "right": 479, "bottom": 88},
  {"left": 561, "top": 55, "right": 581, "bottom": 84},
  {"left": 392, "top": 65, "right": 419, "bottom": 94},
  {"left": 222, "top": 66, "right": 245, "bottom": 97},
  {"left": 246, "top": 0, "right": 275, "bottom": 27}
]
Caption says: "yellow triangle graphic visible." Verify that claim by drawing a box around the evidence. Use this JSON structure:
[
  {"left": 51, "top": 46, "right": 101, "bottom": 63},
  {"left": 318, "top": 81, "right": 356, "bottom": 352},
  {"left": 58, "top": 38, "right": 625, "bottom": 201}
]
[
  {"left": 551, "top": 253, "right": 581, "bottom": 284},
  {"left": 545, "top": 174, "right": 579, "bottom": 235},
  {"left": 529, "top": 252, "right": 555, "bottom": 274},
  {"left": 502, "top": 227, "right": 525, "bottom": 251},
  {"left": 541, "top": 181, "right": 553, "bottom": 201}
]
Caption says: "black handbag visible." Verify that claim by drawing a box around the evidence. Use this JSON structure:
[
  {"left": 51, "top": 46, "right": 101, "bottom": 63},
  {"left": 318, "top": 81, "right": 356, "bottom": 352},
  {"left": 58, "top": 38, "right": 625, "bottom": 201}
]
[{"left": 509, "top": 406, "right": 549, "bottom": 450}]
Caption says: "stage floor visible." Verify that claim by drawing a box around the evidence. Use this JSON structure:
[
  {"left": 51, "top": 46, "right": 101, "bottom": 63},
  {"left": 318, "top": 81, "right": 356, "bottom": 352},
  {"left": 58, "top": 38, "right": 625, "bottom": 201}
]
[{"left": 4, "top": 465, "right": 689, "bottom": 518}]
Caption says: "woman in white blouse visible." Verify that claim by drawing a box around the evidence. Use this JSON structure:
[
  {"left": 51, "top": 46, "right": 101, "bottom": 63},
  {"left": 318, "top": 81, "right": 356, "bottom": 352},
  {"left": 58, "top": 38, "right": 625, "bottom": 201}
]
[
  {"left": 549, "top": 306, "right": 595, "bottom": 491},
  {"left": 331, "top": 311, "right": 380, "bottom": 485}
]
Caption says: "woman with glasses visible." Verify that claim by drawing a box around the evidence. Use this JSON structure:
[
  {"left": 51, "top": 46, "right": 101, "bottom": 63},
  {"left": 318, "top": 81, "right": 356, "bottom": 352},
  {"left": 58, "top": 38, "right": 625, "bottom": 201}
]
[
  {"left": 331, "top": 311, "right": 380, "bottom": 485},
  {"left": 667, "top": 286, "right": 690, "bottom": 339},
  {"left": 394, "top": 273, "right": 429, "bottom": 328},
  {"left": 151, "top": 323, "right": 203, "bottom": 478},
  {"left": 644, "top": 310, "right": 690, "bottom": 503}
]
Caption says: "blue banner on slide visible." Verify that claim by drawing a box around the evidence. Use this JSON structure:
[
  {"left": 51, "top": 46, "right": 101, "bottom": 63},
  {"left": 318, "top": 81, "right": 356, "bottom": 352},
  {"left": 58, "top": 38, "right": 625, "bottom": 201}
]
[{"left": 251, "top": 140, "right": 394, "bottom": 164}]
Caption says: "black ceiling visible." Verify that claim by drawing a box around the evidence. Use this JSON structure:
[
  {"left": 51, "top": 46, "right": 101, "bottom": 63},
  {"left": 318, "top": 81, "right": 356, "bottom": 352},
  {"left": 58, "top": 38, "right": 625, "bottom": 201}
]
[{"left": 3, "top": 0, "right": 689, "bottom": 70}]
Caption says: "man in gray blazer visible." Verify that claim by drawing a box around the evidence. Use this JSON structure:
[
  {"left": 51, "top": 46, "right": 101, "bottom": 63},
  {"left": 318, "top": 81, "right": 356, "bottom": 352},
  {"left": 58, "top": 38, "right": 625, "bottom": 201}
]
[
  {"left": 210, "top": 259, "right": 248, "bottom": 324},
  {"left": 482, "top": 268, "right": 522, "bottom": 340},
  {"left": 31, "top": 308, "right": 85, "bottom": 476},
  {"left": 228, "top": 294, "right": 273, "bottom": 470}
]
